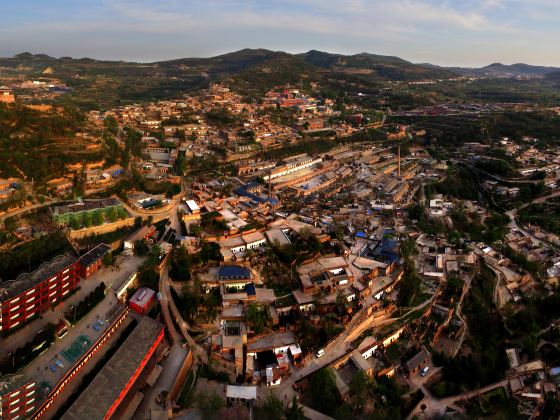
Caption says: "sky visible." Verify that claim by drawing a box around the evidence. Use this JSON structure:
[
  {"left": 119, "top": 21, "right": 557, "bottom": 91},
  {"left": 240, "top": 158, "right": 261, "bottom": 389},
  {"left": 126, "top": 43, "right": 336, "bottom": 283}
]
[{"left": 1, "top": 0, "right": 559, "bottom": 67}]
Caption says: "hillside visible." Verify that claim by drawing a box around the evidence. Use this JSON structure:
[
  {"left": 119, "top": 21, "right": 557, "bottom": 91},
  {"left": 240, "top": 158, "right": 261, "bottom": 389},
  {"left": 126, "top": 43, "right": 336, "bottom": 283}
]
[
  {"left": 439, "top": 62, "right": 560, "bottom": 79},
  {"left": 0, "top": 104, "right": 103, "bottom": 183},
  {"left": 301, "top": 50, "right": 457, "bottom": 80},
  {"left": 2, "top": 50, "right": 560, "bottom": 108},
  {"left": 0, "top": 49, "right": 461, "bottom": 106}
]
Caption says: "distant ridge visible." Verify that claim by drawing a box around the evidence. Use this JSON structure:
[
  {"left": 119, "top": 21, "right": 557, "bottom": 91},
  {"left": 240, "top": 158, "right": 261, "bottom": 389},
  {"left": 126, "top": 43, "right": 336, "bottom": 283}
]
[{"left": 3, "top": 49, "right": 559, "bottom": 80}]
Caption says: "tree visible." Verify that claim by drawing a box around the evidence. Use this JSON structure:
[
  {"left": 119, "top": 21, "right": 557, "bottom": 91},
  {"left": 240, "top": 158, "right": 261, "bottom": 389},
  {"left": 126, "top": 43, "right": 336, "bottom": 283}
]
[
  {"left": 285, "top": 396, "right": 305, "bottom": 420},
  {"left": 196, "top": 391, "right": 224, "bottom": 420},
  {"left": 103, "top": 116, "right": 119, "bottom": 135},
  {"left": 102, "top": 252, "right": 113, "bottom": 267},
  {"left": 309, "top": 368, "right": 340, "bottom": 413},
  {"left": 93, "top": 209, "right": 104, "bottom": 226},
  {"left": 83, "top": 212, "right": 93, "bottom": 228},
  {"left": 70, "top": 214, "right": 81, "bottom": 230},
  {"left": 255, "top": 393, "right": 284, "bottom": 420},
  {"left": 246, "top": 304, "right": 272, "bottom": 335},
  {"left": 108, "top": 206, "right": 118, "bottom": 223}
]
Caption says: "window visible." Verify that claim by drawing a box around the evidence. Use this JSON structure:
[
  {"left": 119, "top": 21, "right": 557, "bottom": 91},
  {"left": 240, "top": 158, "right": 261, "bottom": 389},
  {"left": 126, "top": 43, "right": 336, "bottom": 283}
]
[
  {"left": 10, "top": 296, "right": 20, "bottom": 304},
  {"left": 10, "top": 305, "right": 20, "bottom": 312},
  {"left": 26, "top": 296, "right": 35, "bottom": 303},
  {"left": 10, "top": 312, "right": 20, "bottom": 320},
  {"left": 27, "top": 304, "right": 35, "bottom": 311}
]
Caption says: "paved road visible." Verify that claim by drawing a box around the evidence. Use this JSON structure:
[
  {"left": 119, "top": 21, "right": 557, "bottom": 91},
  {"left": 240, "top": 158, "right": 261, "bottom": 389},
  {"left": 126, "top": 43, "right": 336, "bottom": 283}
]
[{"left": 506, "top": 190, "right": 560, "bottom": 247}]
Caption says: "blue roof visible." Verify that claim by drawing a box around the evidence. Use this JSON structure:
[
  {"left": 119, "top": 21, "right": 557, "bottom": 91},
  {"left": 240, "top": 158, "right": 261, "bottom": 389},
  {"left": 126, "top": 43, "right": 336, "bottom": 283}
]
[
  {"left": 219, "top": 265, "right": 250, "bottom": 278},
  {"left": 381, "top": 238, "right": 398, "bottom": 253},
  {"left": 355, "top": 231, "right": 367, "bottom": 238},
  {"left": 234, "top": 185, "right": 278, "bottom": 206},
  {"left": 245, "top": 283, "right": 256, "bottom": 296}
]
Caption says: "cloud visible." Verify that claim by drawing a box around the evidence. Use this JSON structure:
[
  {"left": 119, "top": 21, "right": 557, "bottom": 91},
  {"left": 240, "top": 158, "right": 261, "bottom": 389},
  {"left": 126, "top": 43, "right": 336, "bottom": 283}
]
[{"left": 0, "top": 0, "right": 557, "bottom": 65}]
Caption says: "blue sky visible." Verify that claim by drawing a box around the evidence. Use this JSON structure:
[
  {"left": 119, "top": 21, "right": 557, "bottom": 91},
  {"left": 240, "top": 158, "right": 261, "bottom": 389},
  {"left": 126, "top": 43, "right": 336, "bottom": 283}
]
[{"left": 1, "top": 0, "right": 559, "bottom": 66}]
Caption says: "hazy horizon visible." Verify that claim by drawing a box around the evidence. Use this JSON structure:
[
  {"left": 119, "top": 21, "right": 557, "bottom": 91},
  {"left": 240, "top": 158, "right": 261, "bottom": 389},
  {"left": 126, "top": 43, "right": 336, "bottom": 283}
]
[{"left": 2, "top": 0, "right": 560, "bottom": 67}]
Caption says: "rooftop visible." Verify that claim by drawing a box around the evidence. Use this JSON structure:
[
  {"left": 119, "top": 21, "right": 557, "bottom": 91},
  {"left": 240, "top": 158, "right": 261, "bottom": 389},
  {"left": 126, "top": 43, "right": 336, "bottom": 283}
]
[
  {"left": 130, "top": 287, "right": 156, "bottom": 308},
  {"left": 219, "top": 265, "right": 251, "bottom": 279},
  {"left": 0, "top": 374, "right": 33, "bottom": 397},
  {"left": 247, "top": 332, "right": 296, "bottom": 353},
  {"left": 1, "top": 253, "right": 78, "bottom": 302},
  {"left": 63, "top": 316, "right": 164, "bottom": 420},
  {"left": 79, "top": 243, "right": 111, "bottom": 267},
  {"left": 51, "top": 198, "right": 121, "bottom": 216},
  {"left": 226, "top": 385, "right": 257, "bottom": 400}
]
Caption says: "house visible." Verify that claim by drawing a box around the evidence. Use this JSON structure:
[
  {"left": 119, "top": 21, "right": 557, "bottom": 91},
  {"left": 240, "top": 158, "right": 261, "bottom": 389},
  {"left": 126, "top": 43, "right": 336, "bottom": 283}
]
[
  {"left": 403, "top": 348, "right": 430, "bottom": 378},
  {"left": 0, "top": 86, "right": 15, "bottom": 104},
  {"left": 226, "top": 385, "right": 257, "bottom": 408}
]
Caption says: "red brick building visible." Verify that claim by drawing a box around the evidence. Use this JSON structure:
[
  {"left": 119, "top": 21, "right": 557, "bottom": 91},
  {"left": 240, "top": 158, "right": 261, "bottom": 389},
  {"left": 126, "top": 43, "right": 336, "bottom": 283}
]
[
  {"left": 77, "top": 243, "right": 111, "bottom": 279},
  {"left": 129, "top": 287, "right": 156, "bottom": 315},
  {"left": 0, "top": 375, "right": 37, "bottom": 420},
  {"left": 0, "top": 244, "right": 110, "bottom": 332},
  {"left": 64, "top": 317, "right": 165, "bottom": 420},
  {"left": 0, "top": 254, "right": 79, "bottom": 332}
]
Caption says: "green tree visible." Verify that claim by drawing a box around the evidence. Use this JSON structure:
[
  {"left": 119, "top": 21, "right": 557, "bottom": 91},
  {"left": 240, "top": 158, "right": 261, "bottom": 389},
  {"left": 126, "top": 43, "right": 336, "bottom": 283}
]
[
  {"left": 246, "top": 303, "right": 272, "bottom": 335},
  {"left": 83, "top": 212, "right": 93, "bottom": 228},
  {"left": 118, "top": 207, "right": 128, "bottom": 220},
  {"left": 70, "top": 214, "right": 81, "bottom": 230},
  {"left": 196, "top": 391, "right": 224, "bottom": 420},
  {"left": 309, "top": 368, "right": 340, "bottom": 414},
  {"left": 108, "top": 206, "right": 118, "bottom": 223},
  {"left": 93, "top": 209, "right": 104, "bottom": 226},
  {"left": 255, "top": 393, "right": 284, "bottom": 420},
  {"left": 103, "top": 116, "right": 119, "bottom": 135},
  {"left": 285, "top": 396, "right": 305, "bottom": 420},
  {"left": 102, "top": 252, "right": 113, "bottom": 267}
]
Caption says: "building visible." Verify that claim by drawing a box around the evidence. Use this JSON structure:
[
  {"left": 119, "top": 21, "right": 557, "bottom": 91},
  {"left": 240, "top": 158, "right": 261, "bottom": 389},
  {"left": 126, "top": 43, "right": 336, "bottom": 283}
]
[
  {"left": 0, "top": 254, "right": 79, "bottom": 332},
  {"left": 63, "top": 316, "right": 165, "bottom": 420},
  {"left": 0, "top": 86, "right": 15, "bottom": 104},
  {"left": 404, "top": 348, "right": 430, "bottom": 378},
  {"left": 263, "top": 154, "right": 322, "bottom": 181},
  {"left": 129, "top": 288, "right": 156, "bottom": 315},
  {"left": 78, "top": 243, "right": 111, "bottom": 279},
  {"left": 0, "top": 375, "right": 36, "bottom": 420},
  {"left": 226, "top": 385, "right": 257, "bottom": 408}
]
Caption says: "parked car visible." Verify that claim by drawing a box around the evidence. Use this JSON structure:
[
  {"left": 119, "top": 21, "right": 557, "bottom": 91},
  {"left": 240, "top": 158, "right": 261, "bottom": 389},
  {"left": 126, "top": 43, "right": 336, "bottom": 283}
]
[
  {"left": 315, "top": 349, "right": 325, "bottom": 358},
  {"left": 420, "top": 366, "right": 430, "bottom": 377}
]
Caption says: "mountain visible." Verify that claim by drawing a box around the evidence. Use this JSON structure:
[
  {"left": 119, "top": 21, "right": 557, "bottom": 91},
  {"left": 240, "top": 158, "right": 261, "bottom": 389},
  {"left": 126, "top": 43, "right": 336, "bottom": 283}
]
[
  {"left": 434, "top": 62, "right": 560, "bottom": 79},
  {"left": 300, "top": 50, "right": 457, "bottom": 80},
  {"left": 2, "top": 49, "right": 559, "bottom": 108}
]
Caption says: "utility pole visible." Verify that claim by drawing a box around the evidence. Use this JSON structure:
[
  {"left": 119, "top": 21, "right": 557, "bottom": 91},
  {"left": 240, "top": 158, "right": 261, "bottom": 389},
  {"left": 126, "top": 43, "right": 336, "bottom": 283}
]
[{"left": 397, "top": 144, "right": 401, "bottom": 178}]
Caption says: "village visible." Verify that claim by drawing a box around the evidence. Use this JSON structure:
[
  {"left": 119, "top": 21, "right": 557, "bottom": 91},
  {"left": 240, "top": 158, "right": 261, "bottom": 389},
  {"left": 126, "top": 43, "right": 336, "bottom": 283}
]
[{"left": 2, "top": 80, "right": 560, "bottom": 419}]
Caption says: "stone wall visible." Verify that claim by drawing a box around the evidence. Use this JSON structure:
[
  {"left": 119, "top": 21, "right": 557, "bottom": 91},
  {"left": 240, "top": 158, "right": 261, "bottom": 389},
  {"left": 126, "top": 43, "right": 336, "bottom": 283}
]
[{"left": 68, "top": 217, "right": 136, "bottom": 240}]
